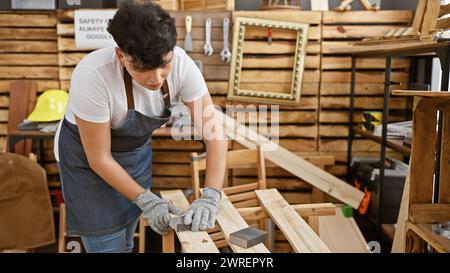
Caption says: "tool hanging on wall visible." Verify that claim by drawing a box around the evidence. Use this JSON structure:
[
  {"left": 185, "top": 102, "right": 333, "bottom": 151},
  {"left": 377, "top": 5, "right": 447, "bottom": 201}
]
[
  {"left": 203, "top": 18, "right": 214, "bottom": 56},
  {"left": 220, "top": 17, "right": 231, "bottom": 63},
  {"left": 183, "top": 15, "right": 193, "bottom": 52}
]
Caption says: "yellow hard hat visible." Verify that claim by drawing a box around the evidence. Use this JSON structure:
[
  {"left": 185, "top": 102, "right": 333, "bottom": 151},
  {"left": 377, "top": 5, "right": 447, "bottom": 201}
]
[{"left": 27, "top": 90, "right": 69, "bottom": 122}]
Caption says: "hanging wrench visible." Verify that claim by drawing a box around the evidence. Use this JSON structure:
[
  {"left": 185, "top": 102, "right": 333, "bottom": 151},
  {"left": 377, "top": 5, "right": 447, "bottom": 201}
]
[
  {"left": 203, "top": 18, "right": 214, "bottom": 56},
  {"left": 220, "top": 17, "right": 231, "bottom": 63}
]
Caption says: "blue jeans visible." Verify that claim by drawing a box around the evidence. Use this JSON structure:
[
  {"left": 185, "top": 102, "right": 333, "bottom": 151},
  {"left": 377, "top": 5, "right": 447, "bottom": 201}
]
[{"left": 80, "top": 218, "right": 139, "bottom": 253}]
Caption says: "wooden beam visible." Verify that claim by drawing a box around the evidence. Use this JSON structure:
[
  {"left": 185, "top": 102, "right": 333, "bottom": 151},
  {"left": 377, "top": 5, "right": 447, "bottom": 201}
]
[
  {"left": 319, "top": 205, "right": 369, "bottom": 253},
  {"left": 215, "top": 191, "right": 270, "bottom": 253},
  {"left": 391, "top": 162, "right": 410, "bottom": 253},
  {"left": 412, "top": 0, "right": 428, "bottom": 32},
  {"left": 420, "top": 0, "right": 441, "bottom": 33},
  {"left": 410, "top": 204, "right": 450, "bottom": 224},
  {"left": 255, "top": 189, "right": 331, "bottom": 253},
  {"left": 409, "top": 100, "right": 436, "bottom": 204},
  {"left": 439, "top": 109, "right": 450, "bottom": 203},
  {"left": 237, "top": 203, "right": 336, "bottom": 221},
  {"left": 217, "top": 110, "right": 364, "bottom": 209},
  {"left": 159, "top": 190, "right": 219, "bottom": 253}
]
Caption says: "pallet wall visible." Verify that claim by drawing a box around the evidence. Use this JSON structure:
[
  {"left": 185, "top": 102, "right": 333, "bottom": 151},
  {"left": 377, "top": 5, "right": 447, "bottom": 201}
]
[
  {"left": 0, "top": 11, "right": 59, "bottom": 151},
  {"left": 319, "top": 10, "right": 413, "bottom": 178}
]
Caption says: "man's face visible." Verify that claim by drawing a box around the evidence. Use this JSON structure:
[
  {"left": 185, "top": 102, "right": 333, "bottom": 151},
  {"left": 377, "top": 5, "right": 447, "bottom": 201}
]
[{"left": 115, "top": 48, "right": 174, "bottom": 90}]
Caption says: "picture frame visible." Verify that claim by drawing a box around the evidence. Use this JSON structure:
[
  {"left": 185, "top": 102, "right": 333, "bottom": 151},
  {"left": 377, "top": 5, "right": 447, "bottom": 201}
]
[{"left": 227, "top": 16, "right": 309, "bottom": 105}]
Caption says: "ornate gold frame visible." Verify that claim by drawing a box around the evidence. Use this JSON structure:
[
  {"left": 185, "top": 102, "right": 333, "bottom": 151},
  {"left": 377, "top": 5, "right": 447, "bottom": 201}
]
[{"left": 227, "top": 16, "right": 309, "bottom": 105}]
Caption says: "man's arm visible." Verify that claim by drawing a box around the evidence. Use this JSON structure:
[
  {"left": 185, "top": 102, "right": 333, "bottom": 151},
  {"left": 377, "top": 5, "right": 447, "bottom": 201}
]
[
  {"left": 74, "top": 115, "right": 145, "bottom": 200},
  {"left": 185, "top": 92, "right": 227, "bottom": 191}
]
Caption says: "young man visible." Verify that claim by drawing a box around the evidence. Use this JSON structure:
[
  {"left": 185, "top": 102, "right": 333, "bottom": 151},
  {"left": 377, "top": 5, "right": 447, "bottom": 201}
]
[{"left": 54, "top": 2, "right": 227, "bottom": 253}]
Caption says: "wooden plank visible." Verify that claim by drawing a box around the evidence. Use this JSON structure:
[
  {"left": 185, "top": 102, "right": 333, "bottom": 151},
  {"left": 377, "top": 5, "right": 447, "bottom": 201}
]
[
  {"left": 321, "top": 83, "right": 405, "bottom": 96},
  {"left": 215, "top": 191, "right": 270, "bottom": 253},
  {"left": 241, "top": 70, "right": 320, "bottom": 83},
  {"left": 410, "top": 204, "right": 450, "bottom": 224},
  {"left": 243, "top": 55, "right": 320, "bottom": 69},
  {"left": 245, "top": 25, "right": 321, "bottom": 40},
  {"left": 0, "top": 27, "right": 57, "bottom": 40},
  {"left": 159, "top": 190, "right": 219, "bottom": 253},
  {"left": 7, "top": 81, "right": 36, "bottom": 155},
  {"left": 420, "top": 0, "right": 441, "bottom": 33},
  {"left": 0, "top": 13, "right": 57, "bottom": 27},
  {"left": 439, "top": 109, "right": 450, "bottom": 204},
  {"left": 321, "top": 57, "right": 410, "bottom": 70},
  {"left": 440, "top": 4, "right": 450, "bottom": 18},
  {"left": 237, "top": 203, "right": 335, "bottom": 221},
  {"left": 0, "top": 80, "right": 59, "bottom": 92},
  {"left": 219, "top": 110, "right": 365, "bottom": 209},
  {"left": 319, "top": 139, "right": 385, "bottom": 152},
  {"left": 233, "top": 11, "right": 322, "bottom": 24},
  {"left": 243, "top": 40, "right": 320, "bottom": 55},
  {"left": 408, "top": 222, "right": 450, "bottom": 253},
  {"left": 0, "top": 41, "right": 57, "bottom": 53},
  {"left": 322, "top": 10, "right": 413, "bottom": 24},
  {"left": 0, "top": 54, "right": 58, "bottom": 66},
  {"left": 436, "top": 17, "right": 450, "bottom": 30},
  {"left": 321, "top": 71, "right": 409, "bottom": 84},
  {"left": 319, "top": 125, "right": 349, "bottom": 137},
  {"left": 392, "top": 171, "right": 408, "bottom": 253},
  {"left": 319, "top": 204, "right": 369, "bottom": 253},
  {"left": 319, "top": 110, "right": 405, "bottom": 123},
  {"left": 322, "top": 25, "right": 400, "bottom": 39},
  {"left": 409, "top": 103, "right": 436, "bottom": 204},
  {"left": 412, "top": 0, "right": 428, "bottom": 31},
  {"left": 0, "top": 66, "right": 59, "bottom": 79},
  {"left": 255, "top": 189, "right": 330, "bottom": 253},
  {"left": 320, "top": 96, "right": 407, "bottom": 110},
  {"left": 238, "top": 82, "right": 320, "bottom": 96}
]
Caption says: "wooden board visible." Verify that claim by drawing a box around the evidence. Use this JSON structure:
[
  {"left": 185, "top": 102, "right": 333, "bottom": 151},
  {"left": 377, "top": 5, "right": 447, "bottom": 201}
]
[
  {"left": 322, "top": 11, "right": 413, "bottom": 24},
  {"left": 255, "top": 189, "right": 330, "bottom": 253},
  {"left": 319, "top": 204, "right": 369, "bottom": 253},
  {"left": 218, "top": 110, "right": 364, "bottom": 209},
  {"left": 215, "top": 191, "right": 270, "bottom": 253},
  {"left": 160, "top": 190, "right": 219, "bottom": 253}
]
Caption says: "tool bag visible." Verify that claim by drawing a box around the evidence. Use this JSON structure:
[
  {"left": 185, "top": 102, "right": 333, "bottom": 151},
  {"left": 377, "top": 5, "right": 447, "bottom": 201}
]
[{"left": 0, "top": 153, "right": 55, "bottom": 250}]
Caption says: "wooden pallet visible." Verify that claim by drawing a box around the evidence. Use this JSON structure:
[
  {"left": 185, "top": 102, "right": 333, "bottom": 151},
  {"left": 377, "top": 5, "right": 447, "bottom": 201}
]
[
  {"left": 180, "top": 0, "right": 234, "bottom": 11},
  {"left": 0, "top": 11, "right": 59, "bottom": 152},
  {"left": 319, "top": 10, "right": 413, "bottom": 177},
  {"left": 160, "top": 188, "right": 335, "bottom": 253}
]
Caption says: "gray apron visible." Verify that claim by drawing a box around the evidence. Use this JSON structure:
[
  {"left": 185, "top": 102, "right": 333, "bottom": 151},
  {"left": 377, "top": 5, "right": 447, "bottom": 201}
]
[{"left": 58, "top": 68, "right": 171, "bottom": 236}]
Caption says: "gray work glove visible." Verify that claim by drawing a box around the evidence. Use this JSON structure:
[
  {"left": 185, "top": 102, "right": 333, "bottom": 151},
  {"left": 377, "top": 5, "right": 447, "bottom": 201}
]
[
  {"left": 183, "top": 188, "right": 221, "bottom": 231},
  {"left": 133, "top": 189, "right": 183, "bottom": 235}
]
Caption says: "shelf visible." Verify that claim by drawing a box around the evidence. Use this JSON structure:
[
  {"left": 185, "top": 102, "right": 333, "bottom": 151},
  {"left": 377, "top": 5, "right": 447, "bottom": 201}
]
[
  {"left": 353, "top": 126, "right": 411, "bottom": 156},
  {"left": 406, "top": 222, "right": 450, "bottom": 253}
]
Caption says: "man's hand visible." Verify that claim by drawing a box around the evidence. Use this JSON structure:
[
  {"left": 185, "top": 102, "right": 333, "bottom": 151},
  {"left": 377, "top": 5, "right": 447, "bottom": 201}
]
[
  {"left": 183, "top": 188, "right": 221, "bottom": 231},
  {"left": 133, "top": 189, "right": 183, "bottom": 235}
]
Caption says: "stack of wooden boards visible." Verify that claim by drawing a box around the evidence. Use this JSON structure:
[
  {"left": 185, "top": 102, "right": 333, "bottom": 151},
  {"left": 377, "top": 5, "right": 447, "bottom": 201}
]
[
  {"left": 355, "top": 0, "right": 450, "bottom": 46},
  {"left": 319, "top": 10, "right": 413, "bottom": 178},
  {"left": 0, "top": 11, "right": 59, "bottom": 152}
]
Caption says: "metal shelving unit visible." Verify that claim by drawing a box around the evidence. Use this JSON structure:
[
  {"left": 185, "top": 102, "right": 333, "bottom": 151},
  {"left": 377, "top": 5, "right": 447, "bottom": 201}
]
[{"left": 346, "top": 41, "right": 450, "bottom": 239}]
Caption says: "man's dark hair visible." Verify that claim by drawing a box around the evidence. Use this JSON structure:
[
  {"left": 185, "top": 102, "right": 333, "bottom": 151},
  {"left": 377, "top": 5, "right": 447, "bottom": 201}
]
[{"left": 107, "top": 2, "right": 177, "bottom": 70}]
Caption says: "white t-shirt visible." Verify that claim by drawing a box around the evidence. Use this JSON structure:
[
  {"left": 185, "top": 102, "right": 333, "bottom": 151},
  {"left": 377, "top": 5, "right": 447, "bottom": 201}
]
[{"left": 54, "top": 46, "right": 207, "bottom": 161}]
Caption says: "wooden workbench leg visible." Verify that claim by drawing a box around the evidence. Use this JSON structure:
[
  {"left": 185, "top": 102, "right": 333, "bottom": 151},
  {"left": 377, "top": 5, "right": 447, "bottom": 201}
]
[
  {"left": 138, "top": 217, "right": 146, "bottom": 253},
  {"left": 409, "top": 105, "right": 437, "bottom": 204},
  {"left": 439, "top": 109, "right": 450, "bottom": 204},
  {"left": 162, "top": 230, "right": 175, "bottom": 253},
  {"left": 58, "top": 203, "right": 66, "bottom": 253}
]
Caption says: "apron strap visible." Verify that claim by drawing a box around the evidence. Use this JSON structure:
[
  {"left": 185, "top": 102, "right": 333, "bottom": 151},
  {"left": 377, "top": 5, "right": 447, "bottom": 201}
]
[
  {"left": 161, "top": 81, "right": 170, "bottom": 107},
  {"left": 123, "top": 68, "right": 135, "bottom": 110},
  {"left": 123, "top": 68, "right": 171, "bottom": 111}
]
